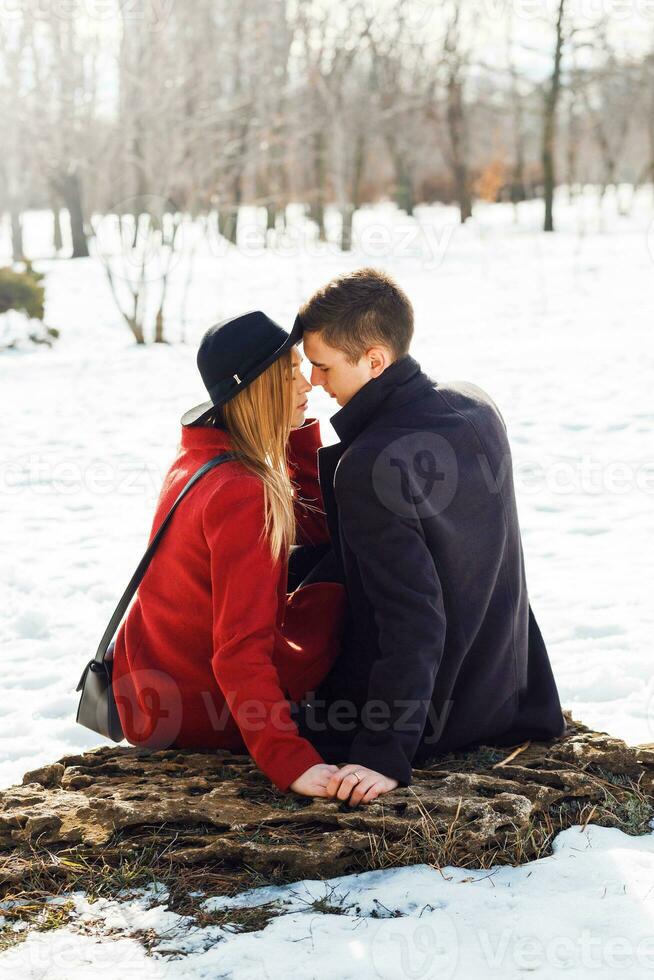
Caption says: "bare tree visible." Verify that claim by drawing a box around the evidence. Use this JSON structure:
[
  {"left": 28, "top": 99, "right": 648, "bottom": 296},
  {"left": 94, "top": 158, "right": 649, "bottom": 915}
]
[
  {"left": 505, "top": 15, "right": 533, "bottom": 209},
  {"left": 368, "top": 4, "right": 430, "bottom": 216},
  {"left": 564, "top": 59, "right": 584, "bottom": 205},
  {"left": 256, "top": 0, "right": 294, "bottom": 236},
  {"left": 94, "top": 203, "right": 182, "bottom": 345},
  {"left": 22, "top": 6, "right": 97, "bottom": 257},
  {"left": 295, "top": 0, "right": 374, "bottom": 251},
  {"left": 542, "top": 0, "right": 567, "bottom": 232},
  {"left": 433, "top": 0, "right": 475, "bottom": 224},
  {"left": 2, "top": 0, "right": 653, "bottom": 286},
  {"left": 580, "top": 25, "right": 636, "bottom": 204},
  {"left": 0, "top": 17, "right": 31, "bottom": 260},
  {"left": 636, "top": 52, "right": 654, "bottom": 189}
]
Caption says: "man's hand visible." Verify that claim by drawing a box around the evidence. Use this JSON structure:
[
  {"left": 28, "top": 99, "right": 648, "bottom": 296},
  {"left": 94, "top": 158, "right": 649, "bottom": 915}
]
[
  {"left": 325, "top": 764, "right": 399, "bottom": 806},
  {"left": 289, "top": 763, "right": 339, "bottom": 797}
]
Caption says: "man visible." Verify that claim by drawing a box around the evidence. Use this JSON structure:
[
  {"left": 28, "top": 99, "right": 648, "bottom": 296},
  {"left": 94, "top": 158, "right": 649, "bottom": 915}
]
[{"left": 295, "top": 267, "right": 566, "bottom": 807}]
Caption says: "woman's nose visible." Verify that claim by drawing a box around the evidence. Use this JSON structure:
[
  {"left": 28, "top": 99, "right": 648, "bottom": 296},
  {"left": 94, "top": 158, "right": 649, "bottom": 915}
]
[{"left": 299, "top": 373, "right": 312, "bottom": 393}]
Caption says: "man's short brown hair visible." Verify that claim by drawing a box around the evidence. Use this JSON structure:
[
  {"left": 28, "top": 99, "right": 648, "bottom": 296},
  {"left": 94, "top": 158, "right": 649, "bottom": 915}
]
[{"left": 298, "top": 267, "right": 414, "bottom": 364}]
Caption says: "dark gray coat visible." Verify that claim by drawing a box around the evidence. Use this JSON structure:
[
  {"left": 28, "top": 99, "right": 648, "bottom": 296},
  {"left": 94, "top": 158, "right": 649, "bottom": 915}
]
[{"left": 304, "top": 354, "right": 566, "bottom": 785}]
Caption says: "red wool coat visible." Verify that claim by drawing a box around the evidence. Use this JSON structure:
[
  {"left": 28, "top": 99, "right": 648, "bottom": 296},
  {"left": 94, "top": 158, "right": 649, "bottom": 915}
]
[{"left": 112, "top": 418, "right": 346, "bottom": 791}]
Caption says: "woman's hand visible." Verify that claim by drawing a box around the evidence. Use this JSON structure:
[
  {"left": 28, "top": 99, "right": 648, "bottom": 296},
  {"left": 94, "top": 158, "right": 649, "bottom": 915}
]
[
  {"left": 289, "top": 763, "right": 340, "bottom": 797},
  {"left": 325, "top": 764, "right": 399, "bottom": 806}
]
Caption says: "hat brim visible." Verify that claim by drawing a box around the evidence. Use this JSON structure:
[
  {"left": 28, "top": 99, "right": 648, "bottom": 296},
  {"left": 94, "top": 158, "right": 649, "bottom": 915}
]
[
  {"left": 180, "top": 314, "right": 304, "bottom": 427},
  {"left": 181, "top": 399, "right": 215, "bottom": 427}
]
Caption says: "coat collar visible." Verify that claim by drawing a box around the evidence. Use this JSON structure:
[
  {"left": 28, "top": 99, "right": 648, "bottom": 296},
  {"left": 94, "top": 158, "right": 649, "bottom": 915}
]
[
  {"left": 329, "top": 354, "right": 435, "bottom": 446},
  {"left": 180, "top": 423, "right": 234, "bottom": 452}
]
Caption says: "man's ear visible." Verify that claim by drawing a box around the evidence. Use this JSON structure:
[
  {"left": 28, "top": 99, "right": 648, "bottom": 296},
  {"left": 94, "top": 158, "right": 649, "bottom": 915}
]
[{"left": 367, "top": 346, "right": 393, "bottom": 379}]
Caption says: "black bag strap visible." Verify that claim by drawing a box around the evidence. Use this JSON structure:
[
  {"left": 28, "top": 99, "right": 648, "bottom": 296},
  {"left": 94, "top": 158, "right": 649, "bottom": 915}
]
[{"left": 93, "top": 451, "right": 239, "bottom": 665}]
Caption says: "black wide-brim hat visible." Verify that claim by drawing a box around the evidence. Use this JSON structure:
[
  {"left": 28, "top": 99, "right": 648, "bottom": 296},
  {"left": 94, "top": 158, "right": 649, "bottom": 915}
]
[{"left": 181, "top": 310, "right": 303, "bottom": 426}]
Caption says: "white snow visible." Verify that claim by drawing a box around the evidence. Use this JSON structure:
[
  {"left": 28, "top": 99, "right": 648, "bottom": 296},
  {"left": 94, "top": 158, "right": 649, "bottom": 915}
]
[
  {"left": 1, "top": 189, "right": 653, "bottom": 975},
  {"left": 2, "top": 825, "right": 654, "bottom": 978}
]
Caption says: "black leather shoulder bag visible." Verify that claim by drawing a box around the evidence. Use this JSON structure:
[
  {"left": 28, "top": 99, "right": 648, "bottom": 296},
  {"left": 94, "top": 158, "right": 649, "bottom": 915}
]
[{"left": 75, "top": 451, "right": 239, "bottom": 742}]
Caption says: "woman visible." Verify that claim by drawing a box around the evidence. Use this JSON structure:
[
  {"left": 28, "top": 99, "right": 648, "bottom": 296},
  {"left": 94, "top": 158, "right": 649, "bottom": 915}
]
[{"left": 111, "top": 310, "right": 347, "bottom": 798}]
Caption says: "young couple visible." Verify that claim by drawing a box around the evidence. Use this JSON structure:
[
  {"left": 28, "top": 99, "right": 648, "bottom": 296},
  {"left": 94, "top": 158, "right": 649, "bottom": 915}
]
[{"left": 111, "top": 267, "right": 566, "bottom": 807}]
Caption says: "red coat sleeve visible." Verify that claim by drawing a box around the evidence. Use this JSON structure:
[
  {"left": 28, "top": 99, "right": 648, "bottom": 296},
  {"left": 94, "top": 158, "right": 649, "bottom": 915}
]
[
  {"left": 202, "top": 474, "right": 324, "bottom": 792},
  {"left": 287, "top": 418, "right": 329, "bottom": 546}
]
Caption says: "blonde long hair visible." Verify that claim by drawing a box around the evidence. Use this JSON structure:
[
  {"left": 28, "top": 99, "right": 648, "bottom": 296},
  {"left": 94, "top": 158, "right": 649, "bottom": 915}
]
[{"left": 220, "top": 349, "right": 296, "bottom": 561}]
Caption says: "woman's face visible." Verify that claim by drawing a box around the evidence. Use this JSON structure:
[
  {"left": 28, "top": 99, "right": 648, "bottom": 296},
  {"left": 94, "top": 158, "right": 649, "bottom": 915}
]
[{"left": 291, "top": 346, "right": 312, "bottom": 428}]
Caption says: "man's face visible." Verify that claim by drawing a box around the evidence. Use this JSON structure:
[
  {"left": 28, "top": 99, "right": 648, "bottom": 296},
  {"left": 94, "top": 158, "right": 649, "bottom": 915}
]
[
  {"left": 290, "top": 346, "right": 312, "bottom": 428},
  {"left": 303, "top": 331, "right": 383, "bottom": 407}
]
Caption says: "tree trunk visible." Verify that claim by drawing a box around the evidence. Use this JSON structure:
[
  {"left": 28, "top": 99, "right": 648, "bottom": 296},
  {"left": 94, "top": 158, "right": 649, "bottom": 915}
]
[
  {"left": 351, "top": 132, "right": 366, "bottom": 211},
  {"left": 455, "top": 164, "right": 472, "bottom": 222},
  {"left": 340, "top": 204, "right": 354, "bottom": 252},
  {"left": 510, "top": 164, "right": 526, "bottom": 206},
  {"left": 10, "top": 204, "right": 24, "bottom": 262},
  {"left": 396, "top": 167, "right": 415, "bottom": 217},
  {"left": 218, "top": 175, "right": 242, "bottom": 246},
  {"left": 511, "top": 112, "right": 526, "bottom": 204},
  {"left": 309, "top": 130, "right": 327, "bottom": 241},
  {"left": 53, "top": 207, "right": 63, "bottom": 252},
  {"left": 125, "top": 316, "right": 146, "bottom": 345},
  {"left": 61, "top": 170, "right": 90, "bottom": 257},
  {"left": 447, "top": 76, "right": 472, "bottom": 223},
  {"left": 339, "top": 132, "right": 366, "bottom": 252},
  {"left": 387, "top": 135, "right": 415, "bottom": 216},
  {"left": 218, "top": 207, "right": 239, "bottom": 245},
  {"left": 565, "top": 90, "right": 579, "bottom": 205},
  {"left": 154, "top": 306, "right": 166, "bottom": 344},
  {"left": 542, "top": 0, "right": 566, "bottom": 233},
  {"left": 509, "top": 63, "right": 527, "bottom": 207}
]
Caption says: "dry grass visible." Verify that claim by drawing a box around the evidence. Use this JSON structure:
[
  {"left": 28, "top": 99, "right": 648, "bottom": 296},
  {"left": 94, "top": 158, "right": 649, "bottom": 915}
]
[
  {"left": 0, "top": 827, "right": 282, "bottom": 953},
  {"left": 362, "top": 765, "right": 653, "bottom": 874}
]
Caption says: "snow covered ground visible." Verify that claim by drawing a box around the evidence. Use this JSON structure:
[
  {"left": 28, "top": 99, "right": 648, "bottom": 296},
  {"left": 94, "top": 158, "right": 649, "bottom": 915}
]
[
  {"left": 1, "top": 190, "right": 653, "bottom": 976},
  {"left": 1, "top": 825, "right": 654, "bottom": 979}
]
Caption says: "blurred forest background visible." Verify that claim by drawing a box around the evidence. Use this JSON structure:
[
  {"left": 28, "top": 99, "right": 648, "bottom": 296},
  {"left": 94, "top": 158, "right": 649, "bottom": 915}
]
[
  {"left": 2, "top": 0, "right": 652, "bottom": 345},
  {"left": 4, "top": 0, "right": 653, "bottom": 244}
]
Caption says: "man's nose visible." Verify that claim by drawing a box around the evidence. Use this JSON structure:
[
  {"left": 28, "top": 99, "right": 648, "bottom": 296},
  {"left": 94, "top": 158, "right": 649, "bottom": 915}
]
[{"left": 310, "top": 366, "right": 322, "bottom": 386}]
